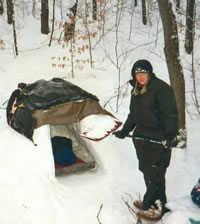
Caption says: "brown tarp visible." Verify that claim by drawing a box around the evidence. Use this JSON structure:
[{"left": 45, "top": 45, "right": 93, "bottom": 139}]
[{"left": 33, "top": 98, "right": 113, "bottom": 128}]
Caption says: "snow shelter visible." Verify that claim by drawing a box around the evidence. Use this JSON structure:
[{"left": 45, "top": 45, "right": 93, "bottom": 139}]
[{"left": 6, "top": 78, "right": 121, "bottom": 176}]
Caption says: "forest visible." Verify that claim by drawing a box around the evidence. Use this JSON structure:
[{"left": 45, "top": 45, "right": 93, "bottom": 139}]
[{"left": 1, "top": 0, "right": 199, "bottom": 147}]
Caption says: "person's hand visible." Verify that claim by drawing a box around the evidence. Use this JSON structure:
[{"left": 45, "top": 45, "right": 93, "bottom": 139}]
[
  {"left": 165, "top": 136, "right": 178, "bottom": 148},
  {"left": 113, "top": 130, "right": 127, "bottom": 139}
]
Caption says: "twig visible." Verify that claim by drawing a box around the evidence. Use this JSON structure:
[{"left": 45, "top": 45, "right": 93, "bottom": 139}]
[
  {"left": 96, "top": 203, "right": 103, "bottom": 224},
  {"left": 121, "top": 196, "right": 136, "bottom": 218},
  {"left": 2, "top": 99, "right": 8, "bottom": 105},
  {"left": 0, "top": 99, "right": 8, "bottom": 109},
  {"left": 103, "top": 94, "right": 118, "bottom": 108},
  {"left": 121, "top": 195, "right": 142, "bottom": 224},
  {"left": 103, "top": 81, "right": 129, "bottom": 109}
]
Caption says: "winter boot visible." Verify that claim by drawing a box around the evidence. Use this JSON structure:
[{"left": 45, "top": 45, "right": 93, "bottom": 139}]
[{"left": 136, "top": 200, "right": 162, "bottom": 221}]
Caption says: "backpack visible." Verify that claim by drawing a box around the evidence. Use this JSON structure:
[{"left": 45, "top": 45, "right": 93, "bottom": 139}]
[{"left": 191, "top": 178, "right": 200, "bottom": 207}]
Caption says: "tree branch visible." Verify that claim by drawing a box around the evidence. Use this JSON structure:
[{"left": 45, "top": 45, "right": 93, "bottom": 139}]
[{"left": 96, "top": 203, "right": 103, "bottom": 224}]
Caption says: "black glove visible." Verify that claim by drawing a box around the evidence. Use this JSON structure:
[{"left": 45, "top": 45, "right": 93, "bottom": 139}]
[
  {"left": 165, "top": 136, "right": 178, "bottom": 148},
  {"left": 113, "top": 130, "right": 127, "bottom": 139}
]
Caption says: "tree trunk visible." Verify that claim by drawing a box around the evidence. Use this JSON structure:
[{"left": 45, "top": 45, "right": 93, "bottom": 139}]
[
  {"left": 129, "top": 0, "right": 135, "bottom": 40},
  {"left": 41, "top": 0, "right": 49, "bottom": 34},
  {"left": 142, "top": 0, "right": 147, "bottom": 25},
  {"left": 185, "top": 0, "right": 195, "bottom": 54},
  {"left": 13, "top": 17, "right": 18, "bottom": 56},
  {"left": 135, "top": 0, "right": 137, "bottom": 7},
  {"left": 92, "top": 0, "right": 97, "bottom": 20},
  {"left": 49, "top": 0, "right": 56, "bottom": 46},
  {"left": 0, "top": 0, "right": 4, "bottom": 15},
  {"left": 60, "top": 0, "right": 63, "bottom": 20},
  {"left": 157, "top": 0, "right": 186, "bottom": 142},
  {"left": 32, "top": 0, "right": 36, "bottom": 17},
  {"left": 7, "top": 0, "right": 14, "bottom": 24}
]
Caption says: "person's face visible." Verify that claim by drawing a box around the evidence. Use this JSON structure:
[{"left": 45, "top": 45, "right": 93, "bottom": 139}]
[{"left": 135, "top": 73, "right": 149, "bottom": 85}]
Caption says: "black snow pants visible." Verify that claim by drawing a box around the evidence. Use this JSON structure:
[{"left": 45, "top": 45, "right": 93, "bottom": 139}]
[{"left": 133, "top": 138, "right": 171, "bottom": 210}]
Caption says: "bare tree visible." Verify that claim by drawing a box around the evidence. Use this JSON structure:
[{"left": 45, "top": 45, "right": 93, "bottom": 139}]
[
  {"left": 104, "top": 0, "right": 128, "bottom": 112},
  {"left": 7, "top": 0, "right": 13, "bottom": 24},
  {"left": 59, "top": 0, "right": 63, "bottom": 20},
  {"left": 129, "top": 0, "right": 135, "bottom": 40},
  {"left": 13, "top": 16, "right": 18, "bottom": 56},
  {"left": 69, "top": 39, "right": 75, "bottom": 78},
  {"left": 135, "top": 0, "right": 137, "bottom": 7},
  {"left": 84, "top": 1, "right": 94, "bottom": 68},
  {"left": 157, "top": 0, "right": 186, "bottom": 145},
  {"left": 92, "top": 0, "right": 97, "bottom": 20},
  {"left": 185, "top": 0, "right": 195, "bottom": 54},
  {"left": 32, "top": 0, "right": 36, "bottom": 18},
  {"left": 0, "top": 0, "right": 4, "bottom": 15},
  {"left": 97, "top": 0, "right": 107, "bottom": 36},
  {"left": 49, "top": 0, "right": 56, "bottom": 46},
  {"left": 41, "top": 0, "right": 49, "bottom": 34},
  {"left": 21, "top": 0, "right": 27, "bottom": 18},
  {"left": 146, "top": 0, "right": 153, "bottom": 26},
  {"left": 142, "top": 0, "right": 147, "bottom": 25},
  {"left": 6, "top": 0, "right": 18, "bottom": 55},
  {"left": 191, "top": 50, "right": 200, "bottom": 114}
]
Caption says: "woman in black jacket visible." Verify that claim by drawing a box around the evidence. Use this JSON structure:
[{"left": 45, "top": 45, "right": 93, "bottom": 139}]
[{"left": 114, "top": 59, "right": 179, "bottom": 220}]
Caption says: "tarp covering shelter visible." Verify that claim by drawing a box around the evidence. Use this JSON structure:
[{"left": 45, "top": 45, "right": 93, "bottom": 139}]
[{"left": 6, "top": 78, "right": 121, "bottom": 175}]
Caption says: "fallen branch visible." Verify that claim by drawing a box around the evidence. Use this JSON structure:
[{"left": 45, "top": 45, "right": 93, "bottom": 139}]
[
  {"left": 121, "top": 195, "right": 142, "bottom": 224},
  {"left": 97, "top": 203, "right": 103, "bottom": 224}
]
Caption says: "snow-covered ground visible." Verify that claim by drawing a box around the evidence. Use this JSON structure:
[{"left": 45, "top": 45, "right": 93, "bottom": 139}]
[{"left": 0, "top": 1, "right": 200, "bottom": 224}]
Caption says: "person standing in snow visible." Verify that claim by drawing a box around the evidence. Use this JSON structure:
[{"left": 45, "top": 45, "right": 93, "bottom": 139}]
[{"left": 113, "top": 59, "right": 179, "bottom": 220}]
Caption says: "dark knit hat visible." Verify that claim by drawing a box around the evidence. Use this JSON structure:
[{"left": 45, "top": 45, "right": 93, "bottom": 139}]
[{"left": 131, "top": 59, "right": 153, "bottom": 78}]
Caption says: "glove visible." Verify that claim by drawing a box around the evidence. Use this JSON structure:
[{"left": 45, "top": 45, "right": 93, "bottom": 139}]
[
  {"left": 113, "top": 130, "right": 127, "bottom": 139},
  {"left": 165, "top": 136, "right": 178, "bottom": 148}
]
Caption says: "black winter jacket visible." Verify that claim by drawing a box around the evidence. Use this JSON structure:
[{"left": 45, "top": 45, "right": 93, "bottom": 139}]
[{"left": 122, "top": 74, "right": 179, "bottom": 140}]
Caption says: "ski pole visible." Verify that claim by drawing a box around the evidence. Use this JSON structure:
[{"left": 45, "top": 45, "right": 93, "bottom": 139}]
[{"left": 127, "top": 135, "right": 167, "bottom": 147}]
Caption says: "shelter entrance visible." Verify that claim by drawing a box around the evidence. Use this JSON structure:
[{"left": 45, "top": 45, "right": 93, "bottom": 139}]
[{"left": 50, "top": 123, "right": 96, "bottom": 176}]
